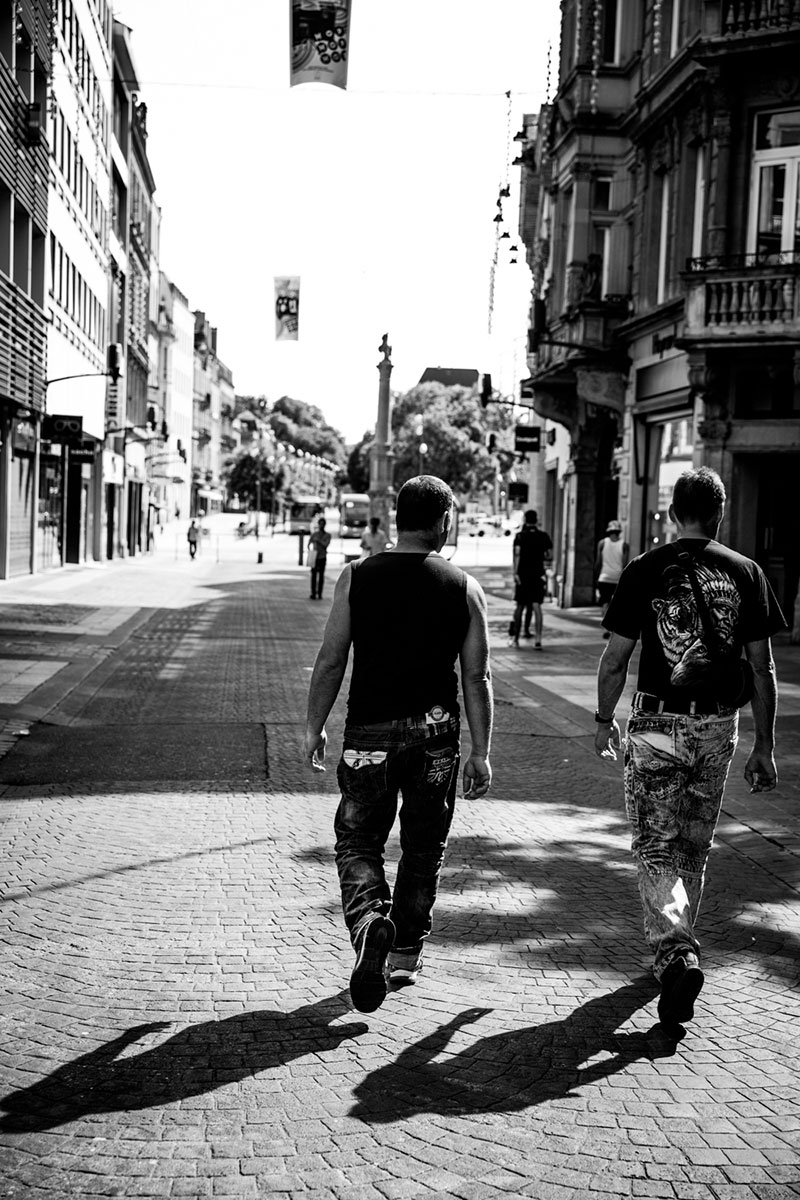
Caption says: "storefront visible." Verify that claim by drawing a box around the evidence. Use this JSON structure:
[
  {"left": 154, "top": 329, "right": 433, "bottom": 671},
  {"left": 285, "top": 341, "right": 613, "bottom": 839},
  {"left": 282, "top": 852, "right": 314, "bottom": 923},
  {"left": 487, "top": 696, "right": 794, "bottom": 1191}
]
[
  {"left": 627, "top": 350, "right": 695, "bottom": 556},
  {"left": 5, "top": 414, "right": 38, "bottom": 577}
]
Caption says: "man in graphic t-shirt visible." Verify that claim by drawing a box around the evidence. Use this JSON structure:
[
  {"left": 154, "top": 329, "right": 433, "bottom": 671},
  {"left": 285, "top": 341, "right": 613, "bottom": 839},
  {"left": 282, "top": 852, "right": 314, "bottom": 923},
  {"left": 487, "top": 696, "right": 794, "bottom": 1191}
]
[
  {"left": 304, "top": 476, "right": 493, "bottom": 1014},
  {"left": 511, "top": 510, "right": 553, "bottom": 648},
  {"left": 594, "top": 467, "right": 784, "bottom": 1035}
]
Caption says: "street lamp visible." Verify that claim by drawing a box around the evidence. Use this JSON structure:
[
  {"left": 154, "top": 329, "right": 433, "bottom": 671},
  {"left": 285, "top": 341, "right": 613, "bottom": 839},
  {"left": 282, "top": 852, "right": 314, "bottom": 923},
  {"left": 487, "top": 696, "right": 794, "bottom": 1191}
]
[{"left": 419, "top": 441, "right": 428, "bottom": 475}]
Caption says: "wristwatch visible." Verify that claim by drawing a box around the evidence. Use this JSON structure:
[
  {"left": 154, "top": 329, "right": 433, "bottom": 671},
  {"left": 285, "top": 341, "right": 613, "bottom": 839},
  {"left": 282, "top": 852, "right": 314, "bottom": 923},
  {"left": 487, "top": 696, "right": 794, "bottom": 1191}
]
[{"left": 594, "top": 710, "right": 615, "bottom": 724}]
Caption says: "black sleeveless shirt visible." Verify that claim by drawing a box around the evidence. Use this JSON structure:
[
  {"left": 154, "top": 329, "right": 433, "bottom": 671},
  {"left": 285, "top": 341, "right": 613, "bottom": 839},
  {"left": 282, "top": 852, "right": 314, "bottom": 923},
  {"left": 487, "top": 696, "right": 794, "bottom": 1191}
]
[{"left": 347, "top": 552, "right": 470, "bottom": 724}]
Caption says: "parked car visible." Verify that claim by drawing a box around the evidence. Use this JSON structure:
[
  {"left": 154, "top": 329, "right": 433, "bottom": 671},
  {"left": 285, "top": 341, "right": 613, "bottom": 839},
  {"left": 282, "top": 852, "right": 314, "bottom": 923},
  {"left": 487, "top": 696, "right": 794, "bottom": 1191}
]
[
  {"left": 464, "top": 513, "right": 492, "bottom": 537},
  {"left": 500, "top": 512, "right": 524, "bottom": 537}
]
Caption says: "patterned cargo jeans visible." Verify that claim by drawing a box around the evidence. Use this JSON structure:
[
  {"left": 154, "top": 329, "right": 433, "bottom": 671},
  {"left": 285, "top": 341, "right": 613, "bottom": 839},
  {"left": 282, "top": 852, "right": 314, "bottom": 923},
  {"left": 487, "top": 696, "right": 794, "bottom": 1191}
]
[
  {"left": 623, "top": 704, "right": 739, "bottom": 978},
  {"left": 334, "top": 713, "right": 460, "bottom": 956}
]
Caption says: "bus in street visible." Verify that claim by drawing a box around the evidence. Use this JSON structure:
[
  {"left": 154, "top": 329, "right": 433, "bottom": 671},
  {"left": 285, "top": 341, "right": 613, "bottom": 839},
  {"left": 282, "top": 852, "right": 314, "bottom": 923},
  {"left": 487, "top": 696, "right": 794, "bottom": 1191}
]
[
  {"left": 339, "top": 492, "right": 370, "bottom": 538},
  {"left": 287, "top": 495, "right": 324, "bottom": 535}
]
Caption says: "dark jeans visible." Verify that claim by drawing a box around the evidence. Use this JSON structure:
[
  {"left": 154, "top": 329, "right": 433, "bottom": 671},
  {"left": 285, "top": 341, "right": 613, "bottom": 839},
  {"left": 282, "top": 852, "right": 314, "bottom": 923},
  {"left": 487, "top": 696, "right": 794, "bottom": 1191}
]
[
  {"left": 310, "top": 560, "right": 326, "bottom": 597},
  {"left": 334, "top": 714, "right": 460, "bottom": 955}
]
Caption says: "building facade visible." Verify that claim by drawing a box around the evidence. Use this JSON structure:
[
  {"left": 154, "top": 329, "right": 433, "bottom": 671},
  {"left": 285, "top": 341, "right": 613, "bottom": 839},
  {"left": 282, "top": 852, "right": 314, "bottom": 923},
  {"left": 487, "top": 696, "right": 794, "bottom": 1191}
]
[
  {"left": 107, "top": 19, "right": 158, "bottom": 559},
  {"left": 151, "top": 271, "right": 193, "bottom": 526},
  {"left": 192, "top": 312, "right": 229, "bottom": 516},
  {"left": 518, "top": 0, "right": 800, "bottom": 616},
  {"left": 0, "top": 0, "right": 53, "bottom": 578},
  {"left": 45, "top": 0, "right": 112, "bottom": 570}
]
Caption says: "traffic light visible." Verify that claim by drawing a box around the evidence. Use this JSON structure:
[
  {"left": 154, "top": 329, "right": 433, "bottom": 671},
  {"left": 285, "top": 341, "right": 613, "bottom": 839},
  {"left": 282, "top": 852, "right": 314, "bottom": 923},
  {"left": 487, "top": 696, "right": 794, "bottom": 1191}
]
[
  {"left": 107, "top": 343, "right": 122, "bottom": 382},
  {"left": 480, "top": 373, "right": 493, "bottom": 408}
]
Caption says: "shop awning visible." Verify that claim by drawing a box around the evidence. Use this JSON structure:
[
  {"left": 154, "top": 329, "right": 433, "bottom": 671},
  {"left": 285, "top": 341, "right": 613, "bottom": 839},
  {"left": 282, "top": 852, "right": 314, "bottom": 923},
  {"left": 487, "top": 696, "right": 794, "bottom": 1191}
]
[{"left": 197, "top": 488, "right": 224, "bottom": 500}]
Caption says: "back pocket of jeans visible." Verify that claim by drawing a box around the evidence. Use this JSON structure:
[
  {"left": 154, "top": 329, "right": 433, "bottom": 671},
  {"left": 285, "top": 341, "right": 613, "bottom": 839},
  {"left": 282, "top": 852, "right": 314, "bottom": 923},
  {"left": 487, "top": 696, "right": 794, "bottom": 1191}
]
[
  {"left": 337, "top": 749, "right": 389, "bottom": 801},
  {"left": 423, "top": 747, "right": 458, "bottom": 790}
]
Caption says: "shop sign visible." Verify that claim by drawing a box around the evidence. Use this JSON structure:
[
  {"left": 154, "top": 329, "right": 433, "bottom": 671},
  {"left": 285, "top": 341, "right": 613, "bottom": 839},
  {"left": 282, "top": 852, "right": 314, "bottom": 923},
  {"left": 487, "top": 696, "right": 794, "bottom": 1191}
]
[
  {"left": 69, "top": 441, "right": 97, "bottom": 464},
  {"left": 42, "top": 414, "right": 83, "bottom": 442},
  {"left": 515, "top": 425, "right": 542, "bottom": 454}
]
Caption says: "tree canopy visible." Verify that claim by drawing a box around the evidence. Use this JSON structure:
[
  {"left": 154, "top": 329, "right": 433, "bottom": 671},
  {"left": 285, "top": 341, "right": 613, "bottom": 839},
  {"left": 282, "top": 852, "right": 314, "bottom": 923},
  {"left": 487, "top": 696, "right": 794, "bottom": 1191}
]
[
  {"left": 267, "top": 396, "right": 347, "bottom": 464},
  {"left": 226, "top": 454, "right": 285, "bottom": 511},
  {"left": 390, "top": 383, "right": 515, "bottom": 497}
]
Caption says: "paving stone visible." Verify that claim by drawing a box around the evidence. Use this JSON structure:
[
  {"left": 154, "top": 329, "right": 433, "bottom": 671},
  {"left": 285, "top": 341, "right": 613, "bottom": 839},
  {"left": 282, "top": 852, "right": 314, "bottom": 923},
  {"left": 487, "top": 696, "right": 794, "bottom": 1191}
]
[{"left": 0, "top": 534, "right": 798, "bottom": 1199}]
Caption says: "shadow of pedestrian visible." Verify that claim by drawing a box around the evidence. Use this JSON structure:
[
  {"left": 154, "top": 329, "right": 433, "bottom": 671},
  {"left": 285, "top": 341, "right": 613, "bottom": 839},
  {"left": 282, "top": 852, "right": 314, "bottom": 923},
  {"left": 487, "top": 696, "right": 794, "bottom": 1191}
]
[
  {"left": 1, "top": 991, "right": 365, "bottom": 1133},
  {"left": 350, "top": 976, "right": 671, "bottom": 1122}
]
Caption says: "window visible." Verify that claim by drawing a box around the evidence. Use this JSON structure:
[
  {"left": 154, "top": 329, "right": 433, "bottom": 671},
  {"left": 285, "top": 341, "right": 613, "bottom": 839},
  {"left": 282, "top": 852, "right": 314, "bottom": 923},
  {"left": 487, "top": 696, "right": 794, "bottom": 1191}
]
[
  {"left": 669, "top": 0, "right": 682, "bottom": 57},
  {"left": 0, "top": 3, "right": 13, "bottom": 66},
  {"left": 0, "top": 185, "right": 11, "bottom": 276},
  {"left": 748, "top": 109, "right": 800, "bottom": 260},
  {"left": 691, "top": 146, "right": 706, "bottom": 260},
  {"left": 593, "top": 177, "right": 613, "bottom": 211},
  {"left": 603, "top": 0, "right": 619, "bottom": 63},
  {"left": 657, "top": 174, "right": 671, "bottom": 303},
  {"left": 593, "top": 225, "right": 611, "bottom": 297}
]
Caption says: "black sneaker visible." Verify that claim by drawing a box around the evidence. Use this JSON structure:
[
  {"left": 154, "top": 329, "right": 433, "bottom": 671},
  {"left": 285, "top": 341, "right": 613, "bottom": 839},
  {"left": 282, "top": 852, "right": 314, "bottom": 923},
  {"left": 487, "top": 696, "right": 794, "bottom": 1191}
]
[
  {"left": 657, "top": 957, "right": 704, "bottom": 1031},
  {"left": 350, "top": 916, "right": 394, "bottom": 1013}
]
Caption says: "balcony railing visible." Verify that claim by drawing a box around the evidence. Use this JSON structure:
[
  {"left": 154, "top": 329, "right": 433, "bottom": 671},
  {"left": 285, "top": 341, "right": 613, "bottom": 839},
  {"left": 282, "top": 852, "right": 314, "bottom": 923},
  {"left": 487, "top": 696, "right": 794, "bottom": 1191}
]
[
  {"left": 683, "top": 253, "right": 800, "bottom": 337},
  {"left": 719, "top": 0, "right": 800, "bottom": 34}
]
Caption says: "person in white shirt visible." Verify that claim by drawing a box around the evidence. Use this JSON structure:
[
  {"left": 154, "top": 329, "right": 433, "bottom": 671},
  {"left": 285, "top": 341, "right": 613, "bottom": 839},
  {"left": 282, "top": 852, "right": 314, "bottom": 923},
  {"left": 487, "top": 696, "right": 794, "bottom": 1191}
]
[
  {"left": 595, "top": 519, "right": 629, "bottom": 637},
  {"left": 360, "top": 517, "right": 391, "bottom": 557}
]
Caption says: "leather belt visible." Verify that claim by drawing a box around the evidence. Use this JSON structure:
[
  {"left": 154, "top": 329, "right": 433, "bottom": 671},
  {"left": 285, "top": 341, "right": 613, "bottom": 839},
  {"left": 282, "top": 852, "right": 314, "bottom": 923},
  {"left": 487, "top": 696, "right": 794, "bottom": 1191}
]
[{"left": 632, "top": 691, "right": 725, "bottom": 717}]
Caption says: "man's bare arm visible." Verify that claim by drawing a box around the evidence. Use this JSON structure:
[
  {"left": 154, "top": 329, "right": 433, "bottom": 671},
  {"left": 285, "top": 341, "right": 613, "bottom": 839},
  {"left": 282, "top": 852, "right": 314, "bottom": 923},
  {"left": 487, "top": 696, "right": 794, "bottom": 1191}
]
[
  {"left": 459, "top": 575, "right": 493, "bottom": 797},
  {"left": 744, "top": 637, "right": 779, "bottom": 792},
  {"left": 304, "top": 566, "right": 353, "bottom": 770},
  {"left": 594, "top": 632, "right": 637, "bottom": 760}
]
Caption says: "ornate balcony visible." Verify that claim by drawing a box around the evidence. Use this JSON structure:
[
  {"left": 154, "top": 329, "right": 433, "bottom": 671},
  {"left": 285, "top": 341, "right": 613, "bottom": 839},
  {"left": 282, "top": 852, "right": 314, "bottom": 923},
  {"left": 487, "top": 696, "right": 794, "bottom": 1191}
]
[
  {"left": 718, "top": 0, "right": 800, "bottom": 35},
  {"left": 682, "top": 253, "right": 800, "bottom": 343}
]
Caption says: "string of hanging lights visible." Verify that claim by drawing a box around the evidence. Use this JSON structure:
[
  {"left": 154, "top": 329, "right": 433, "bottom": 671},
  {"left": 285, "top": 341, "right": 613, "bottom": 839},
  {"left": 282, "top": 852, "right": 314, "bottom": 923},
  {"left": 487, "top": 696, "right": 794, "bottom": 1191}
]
[
  {"left": 590, "top": 0, "right": 603, "bottom": 114},
  {"left": 488, "top": 90, "right": 516, "bottom": 331},
  {"left": 653, "top": 0, "right": 663, "bottom": 57}
]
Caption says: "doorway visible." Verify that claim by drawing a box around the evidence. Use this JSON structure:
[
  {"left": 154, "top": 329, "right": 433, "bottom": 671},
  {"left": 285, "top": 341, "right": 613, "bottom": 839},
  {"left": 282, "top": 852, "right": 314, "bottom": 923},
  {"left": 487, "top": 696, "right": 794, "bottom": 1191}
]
[{"left": 752, "top": 454, "right": 800, "bottom": 618}]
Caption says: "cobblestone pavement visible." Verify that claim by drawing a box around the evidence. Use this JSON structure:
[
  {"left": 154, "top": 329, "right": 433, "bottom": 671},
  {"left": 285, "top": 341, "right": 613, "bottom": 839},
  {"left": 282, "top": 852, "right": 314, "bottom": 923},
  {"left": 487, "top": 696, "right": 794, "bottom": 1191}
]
[{"left": 0, "top": 521, "right": 798, "bottom": 1199}]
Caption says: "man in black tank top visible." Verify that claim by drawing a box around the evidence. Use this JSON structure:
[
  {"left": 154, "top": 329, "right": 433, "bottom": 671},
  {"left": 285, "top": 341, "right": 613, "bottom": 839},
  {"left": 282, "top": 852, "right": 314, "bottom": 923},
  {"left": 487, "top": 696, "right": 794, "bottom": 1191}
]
[{"left": 305, "top": 476, "right": 493, "bottom": 1013}]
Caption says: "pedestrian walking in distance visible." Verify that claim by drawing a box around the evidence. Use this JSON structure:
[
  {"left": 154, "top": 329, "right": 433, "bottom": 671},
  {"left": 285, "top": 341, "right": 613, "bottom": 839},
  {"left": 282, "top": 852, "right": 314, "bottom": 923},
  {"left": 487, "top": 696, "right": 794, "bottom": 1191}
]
[
  {"left": 304, "top": 475, "right": 493, "bottom": 1013},
  {"left": 594, "top": 467, "right": 784, "bottom": 1036},
  {"left": 510, "top": 509, "right": 552, "bottom": 648},
  {"left": 307, "top": 517, "right": 331, "bottom": 599},
  {"left": 595, "top": 519, "right": 629, "bottom": 638},
  {"left": 186, "top": 519, "right": 199, "bottom": 560},
  {"left": 360, "top": 516, "right": 391, "bottom": 557}
]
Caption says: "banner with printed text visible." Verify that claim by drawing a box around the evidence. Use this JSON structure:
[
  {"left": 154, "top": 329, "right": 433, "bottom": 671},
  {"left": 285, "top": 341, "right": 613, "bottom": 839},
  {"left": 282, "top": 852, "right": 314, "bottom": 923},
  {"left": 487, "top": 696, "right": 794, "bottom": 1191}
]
[
  {"left": 274, "top": 276, "right": 300, "bottom": 341},
  {"left": 290, "top": 0, "right": 351, "bottom": 89}
]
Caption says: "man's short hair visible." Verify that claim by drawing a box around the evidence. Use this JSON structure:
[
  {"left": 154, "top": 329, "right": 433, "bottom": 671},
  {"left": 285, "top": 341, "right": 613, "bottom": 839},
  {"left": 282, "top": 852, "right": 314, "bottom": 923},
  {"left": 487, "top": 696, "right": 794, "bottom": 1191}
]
[
  {"left": 396, "top": 475, "right": 454, "bottom": 531},
  {"left": 672, "top": 467, "right": 726, "bottom": 528},
  {"left": 524, "top": 509, "right": 538, "bottom": 524}
]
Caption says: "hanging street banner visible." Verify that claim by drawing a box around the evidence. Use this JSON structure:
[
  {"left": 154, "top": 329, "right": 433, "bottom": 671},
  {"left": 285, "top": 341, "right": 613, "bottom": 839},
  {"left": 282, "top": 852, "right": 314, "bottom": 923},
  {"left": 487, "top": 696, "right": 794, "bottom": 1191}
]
[
  {"left": 290, "top": 1, "right": 351, "bottom": 90},
  {"left": 275, "top": 276, "right": 300, "bottom": 341}
]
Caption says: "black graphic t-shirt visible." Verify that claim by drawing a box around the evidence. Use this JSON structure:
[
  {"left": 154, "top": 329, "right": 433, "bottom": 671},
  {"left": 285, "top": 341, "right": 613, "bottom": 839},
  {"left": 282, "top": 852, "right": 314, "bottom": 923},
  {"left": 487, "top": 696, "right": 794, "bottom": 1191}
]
[
  {"left": 603, "top": 538, "right": 785, "bottom": 706},
  {"left": 513, "top": 526, "right": 553, "bottom": 579}
]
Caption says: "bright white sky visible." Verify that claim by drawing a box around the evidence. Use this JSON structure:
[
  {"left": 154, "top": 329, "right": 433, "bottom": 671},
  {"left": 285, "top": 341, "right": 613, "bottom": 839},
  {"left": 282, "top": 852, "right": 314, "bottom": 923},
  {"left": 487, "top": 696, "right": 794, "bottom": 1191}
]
[{"left": 112, "top": 1, "right": 561, "bottom": 442}]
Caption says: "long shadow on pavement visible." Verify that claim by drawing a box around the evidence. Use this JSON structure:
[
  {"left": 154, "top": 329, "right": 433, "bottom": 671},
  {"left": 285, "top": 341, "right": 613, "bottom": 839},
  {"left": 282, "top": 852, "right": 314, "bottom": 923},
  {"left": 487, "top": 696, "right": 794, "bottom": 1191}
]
[
  {"left": 350, "top": 976, "right": 672, "bottom": 1123},
  {"left": 0, "top": 992, "right": 366, "bottom": 1133}
]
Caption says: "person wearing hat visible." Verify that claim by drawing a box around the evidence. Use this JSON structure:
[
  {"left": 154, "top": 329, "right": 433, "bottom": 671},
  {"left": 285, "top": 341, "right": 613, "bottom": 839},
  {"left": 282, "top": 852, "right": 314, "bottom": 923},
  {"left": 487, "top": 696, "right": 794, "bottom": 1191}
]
[{"left": 595, "top": 519, "right": 629, "bottom": 637}]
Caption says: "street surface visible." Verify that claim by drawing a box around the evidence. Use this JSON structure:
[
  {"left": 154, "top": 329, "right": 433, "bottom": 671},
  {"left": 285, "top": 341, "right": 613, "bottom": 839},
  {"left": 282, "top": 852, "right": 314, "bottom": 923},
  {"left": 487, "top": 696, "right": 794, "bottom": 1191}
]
[{"left": 0, "top": 515, "right": 798, "bottom": 1199}]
